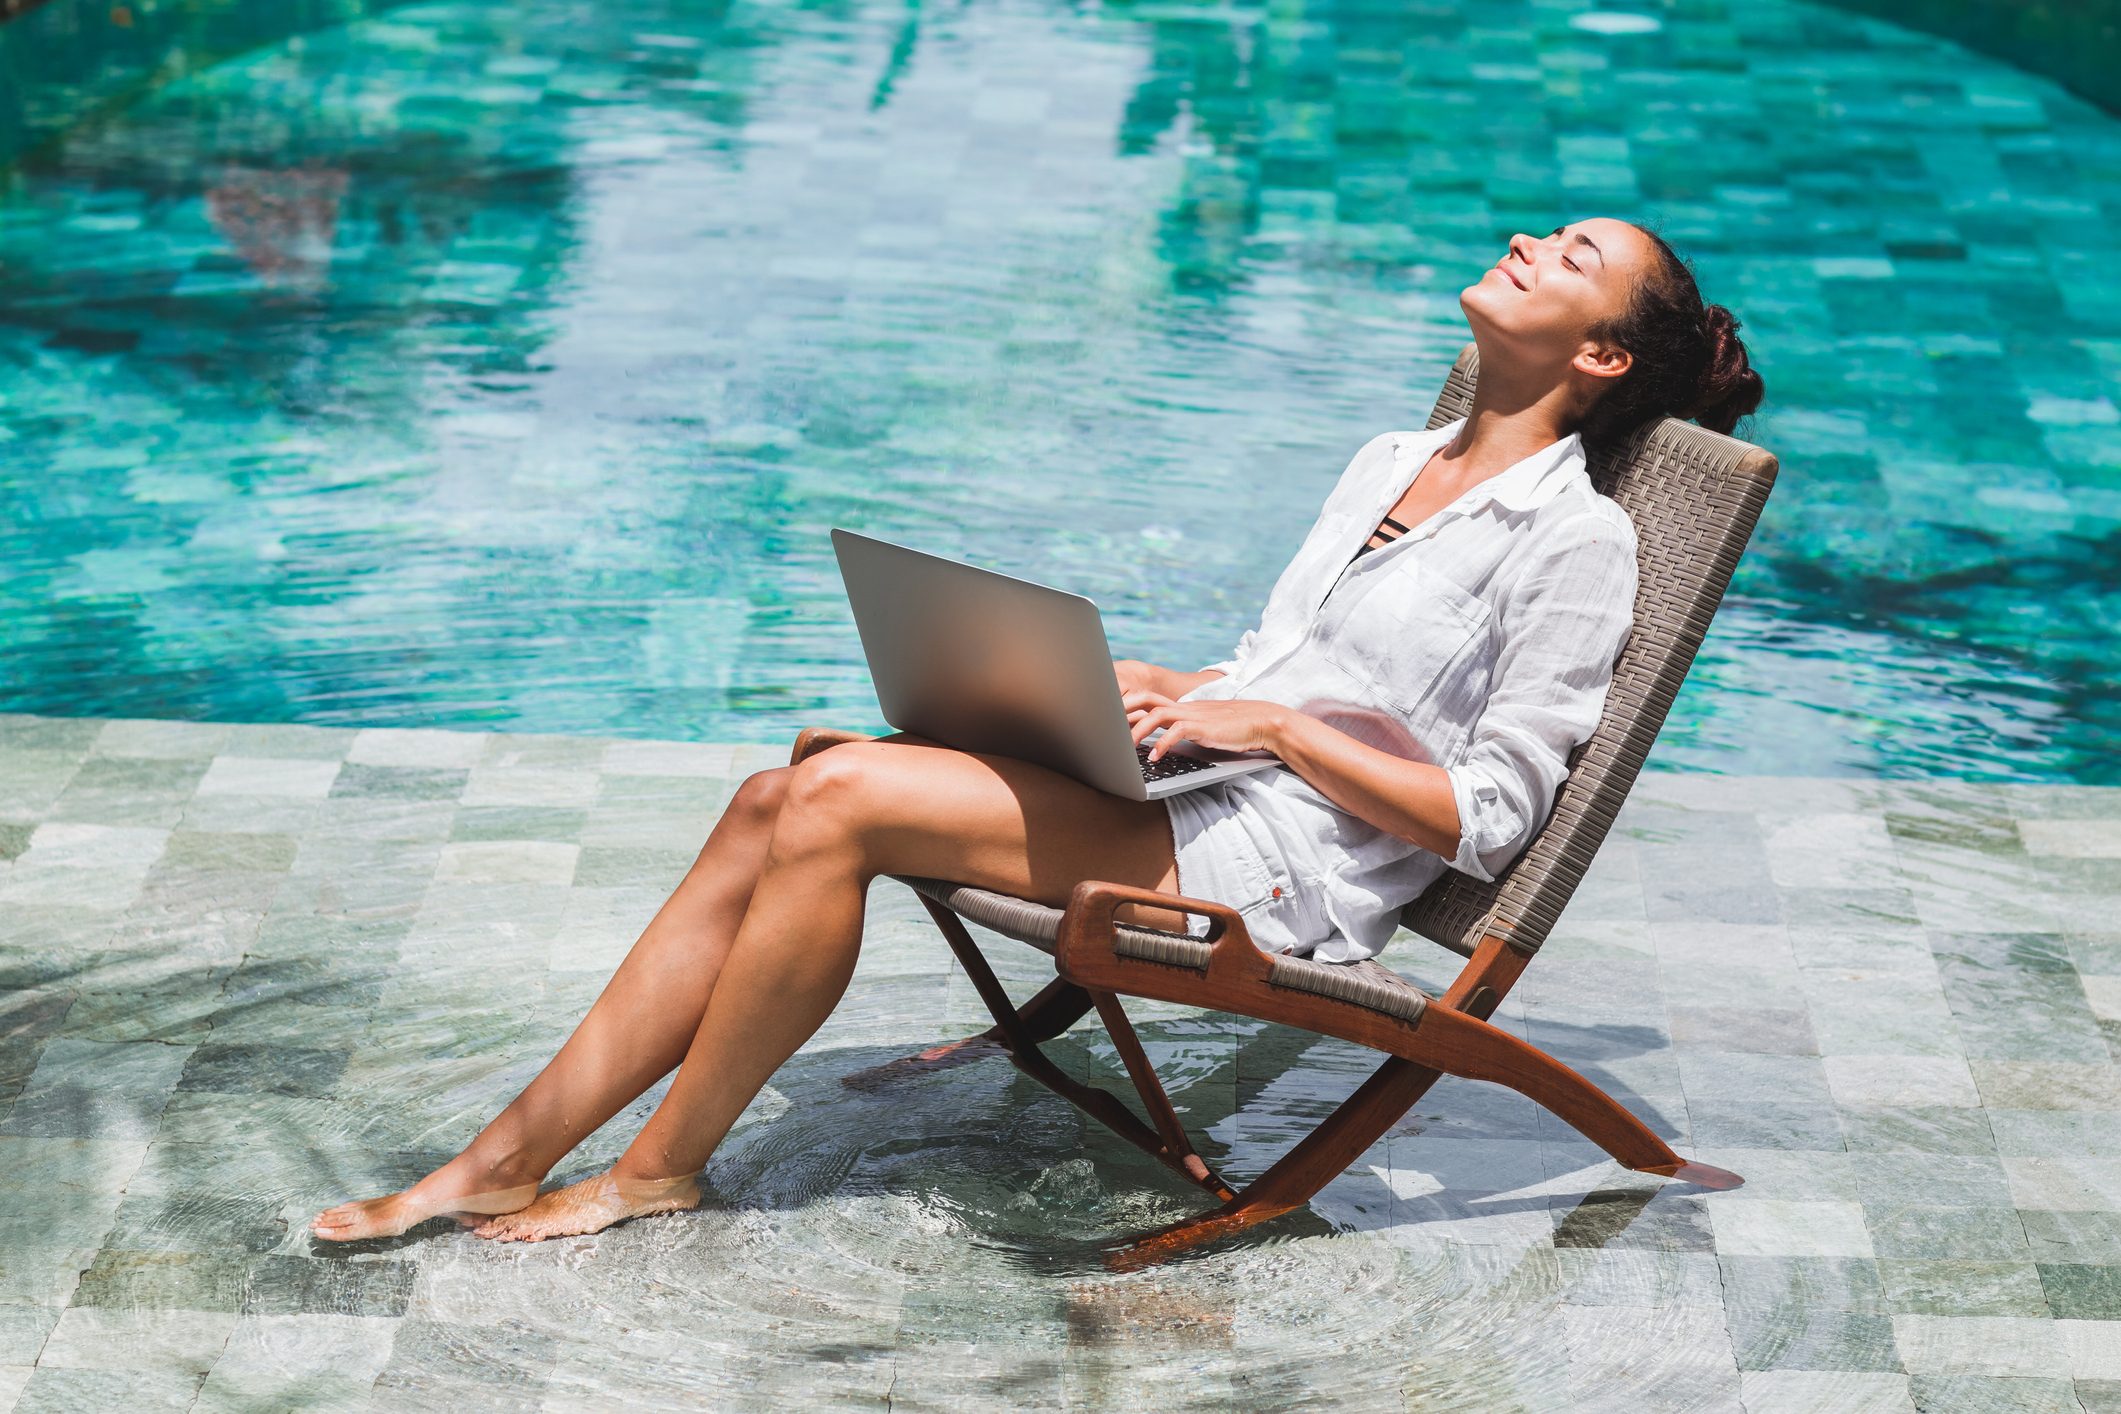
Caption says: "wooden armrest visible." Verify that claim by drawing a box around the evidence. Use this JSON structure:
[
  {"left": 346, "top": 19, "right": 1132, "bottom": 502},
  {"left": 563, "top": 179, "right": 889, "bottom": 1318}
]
[
  {"left": 1054, "top": 879, "right": 1275, "bottom": 989},
  {"left": 789, "top": 726, "right": 880, "bottom": 767}
]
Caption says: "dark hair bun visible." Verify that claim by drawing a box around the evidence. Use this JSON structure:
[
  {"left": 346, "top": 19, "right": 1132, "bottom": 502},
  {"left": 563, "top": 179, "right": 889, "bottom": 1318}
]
[
  {"left": 1687, "top": 304, "right": 1764, "bottom": 435},
  {"left": 1577, "top": 227, "right": 1768, "bottom": 447}
]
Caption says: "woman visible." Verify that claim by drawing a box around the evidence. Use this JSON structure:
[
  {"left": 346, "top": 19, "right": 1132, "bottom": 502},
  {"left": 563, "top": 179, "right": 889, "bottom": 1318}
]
[{"left": 314, "top": 217, "right": 1762, "bottom": 1243}]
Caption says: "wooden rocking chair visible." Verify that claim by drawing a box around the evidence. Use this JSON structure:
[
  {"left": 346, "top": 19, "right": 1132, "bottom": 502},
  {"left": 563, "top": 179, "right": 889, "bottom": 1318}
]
[{"left": 794, "top": 342, "right": 1779, "bottom": 1267}]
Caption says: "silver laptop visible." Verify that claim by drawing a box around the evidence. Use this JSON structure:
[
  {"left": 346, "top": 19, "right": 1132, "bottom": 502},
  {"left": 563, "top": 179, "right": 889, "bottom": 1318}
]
[{"left": 830, "top": 528, "right": 1284, "bottom": 800}]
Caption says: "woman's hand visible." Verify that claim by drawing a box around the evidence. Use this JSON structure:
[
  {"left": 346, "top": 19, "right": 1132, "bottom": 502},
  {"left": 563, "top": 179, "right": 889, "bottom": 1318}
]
[
  {"left": 1124, "top": 690, "right": 1292, "bottom": 761},
  {"left": 1112, "top": 658, "right": 1168, "bottom": 699}
]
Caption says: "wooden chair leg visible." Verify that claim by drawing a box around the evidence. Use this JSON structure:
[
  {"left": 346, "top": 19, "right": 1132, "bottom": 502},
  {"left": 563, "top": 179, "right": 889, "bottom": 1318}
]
[
  {"left": 1089, "top": 991, "right": 1228, "bottom": 1193},
  {"left": 1108, "top": 1009, "right": 1738, "bottom": 1267},
  {"left": 1109, "top": 1055, "right": 1444, "bottom": 1270},
  {"left": 1096, "top": 929, "right": 1740, "bottom": 1268},
  {"left": 1111, "top": 1009, "right": 1739, "bottom": 1267},
  {"left": 839, "top": 889, "right": 1230, "bottom": 1198},
  {"left": 841, "top": 978, "right": 1092, "bottom": 1090},
  {"left": 1399, "top": 1003, "right": 1741, "bottom": 1188},
  {"left": 1004, "top": 1033, "right": 1237, "bottom": 1203}
]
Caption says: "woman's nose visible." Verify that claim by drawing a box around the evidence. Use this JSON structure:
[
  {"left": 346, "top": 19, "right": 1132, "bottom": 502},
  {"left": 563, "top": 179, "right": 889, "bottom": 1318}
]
[{"left": 1507, "top": 232, "right": 1535, "bottom": 264}]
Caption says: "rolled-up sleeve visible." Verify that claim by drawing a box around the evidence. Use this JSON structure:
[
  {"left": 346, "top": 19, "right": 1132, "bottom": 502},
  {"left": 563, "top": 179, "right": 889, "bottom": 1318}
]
[{"left": 1445, "top": 508, "right": 1638, "bottom": 882}]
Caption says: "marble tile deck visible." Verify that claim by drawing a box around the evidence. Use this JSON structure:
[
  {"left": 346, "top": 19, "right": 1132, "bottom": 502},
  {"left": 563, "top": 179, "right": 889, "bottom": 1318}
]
[{"left": 1, "top": 712, "right": 2118, "bottom": 1411}]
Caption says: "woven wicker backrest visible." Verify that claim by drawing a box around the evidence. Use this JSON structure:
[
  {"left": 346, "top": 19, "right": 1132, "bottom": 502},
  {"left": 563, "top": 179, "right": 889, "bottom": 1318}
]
[{"left": 1398, "top": 343, "right": 1779, "bottom": 957}]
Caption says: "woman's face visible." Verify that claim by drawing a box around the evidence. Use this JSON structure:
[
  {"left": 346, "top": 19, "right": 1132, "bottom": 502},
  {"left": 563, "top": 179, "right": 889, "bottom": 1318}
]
[{"left": 1459, "top": 217, "right": 1654, "bottom": 375}]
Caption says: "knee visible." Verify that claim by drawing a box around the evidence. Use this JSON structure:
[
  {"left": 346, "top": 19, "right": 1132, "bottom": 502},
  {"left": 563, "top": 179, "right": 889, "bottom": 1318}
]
[
  {"left": 781, "top": 749, "right": 868, "bottom": 817},
  {"left": 730, "top": 765, "right": 795, "bottom": 821},
  {"left": 770, "top": 749, "right": 879, "bottom": 854}
]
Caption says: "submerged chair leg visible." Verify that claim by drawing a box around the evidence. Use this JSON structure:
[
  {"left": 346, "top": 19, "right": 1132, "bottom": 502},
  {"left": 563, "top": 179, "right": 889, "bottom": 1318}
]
[
  {"left": 1112, "top": 1017, "right": 1740, "bottom": 1269},
  {"left": 1004, "top": 1028, "right": 1236, "bottom": 1203},
  {"left": 1071, "top": 919, "right": 1740, "bottom": 1269},
  {"left": 841, "top": 891, "right": 1230, "bottom": 1199},
  {"left": 1400, "top": 1003, "right": 1743, "bottom": 1189},
  {"left": 1089, "top": 991, "right": 1230, "bottom": 1194},
  {"left": 1111, "top": 1056, "right": 1445, "bottom": 1271},
  {"left": 1105, "top": 937, "right": 1524, "bottom": 1266},
  {"left": 841, "top": 976, "right": 1092, "bottom": 1089}
]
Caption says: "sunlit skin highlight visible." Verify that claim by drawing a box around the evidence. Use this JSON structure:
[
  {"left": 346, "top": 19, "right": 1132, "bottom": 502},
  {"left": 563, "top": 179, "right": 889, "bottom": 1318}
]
[{"left": 313, "top": 217, "right": 1664, "bottom": 1244}]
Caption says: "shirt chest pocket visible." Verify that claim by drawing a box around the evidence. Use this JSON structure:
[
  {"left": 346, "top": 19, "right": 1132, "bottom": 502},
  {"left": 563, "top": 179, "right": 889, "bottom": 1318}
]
[{"left": 1315, "top": 560, "right": 1494, "bottom": 721}]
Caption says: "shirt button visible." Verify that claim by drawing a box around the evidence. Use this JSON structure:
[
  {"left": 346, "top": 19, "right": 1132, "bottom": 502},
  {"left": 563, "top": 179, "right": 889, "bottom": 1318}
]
[{"left": 1271, "top": 886, "right": 1282, "bottom": 898}]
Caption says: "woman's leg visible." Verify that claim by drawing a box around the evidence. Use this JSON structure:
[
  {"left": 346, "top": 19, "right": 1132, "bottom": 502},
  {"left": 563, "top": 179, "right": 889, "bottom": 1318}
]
[
  {"left": 311, "top": 764, "right": 804, "bottom": 1241},
  {"left": 474, "top": 738, "right": 1187, "bottom": 1242}
]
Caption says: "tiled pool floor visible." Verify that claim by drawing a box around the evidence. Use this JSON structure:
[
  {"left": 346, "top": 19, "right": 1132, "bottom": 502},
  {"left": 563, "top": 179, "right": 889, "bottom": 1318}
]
[{"left": 1, "top": 713, "right": 2118, "bottom": 1411}]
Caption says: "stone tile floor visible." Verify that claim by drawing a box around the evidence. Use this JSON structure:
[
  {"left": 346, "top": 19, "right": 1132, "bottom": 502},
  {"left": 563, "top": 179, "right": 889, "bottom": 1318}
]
[{"left": 0, "top": 712, "right": 2117, "bottom": 1411}]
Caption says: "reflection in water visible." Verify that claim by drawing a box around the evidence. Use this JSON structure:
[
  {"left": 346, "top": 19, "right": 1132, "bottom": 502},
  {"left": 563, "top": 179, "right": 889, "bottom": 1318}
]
[
  {"left": 0, "top": 0, "right": 2116, "bottom": 782},
  {"left": 207, "top": 164, "right": 348, "bottom": 293}
]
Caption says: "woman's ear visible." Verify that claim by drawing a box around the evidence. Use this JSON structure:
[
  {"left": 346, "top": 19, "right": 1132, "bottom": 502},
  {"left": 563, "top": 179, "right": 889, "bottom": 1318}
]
[{"left": 1573, "top": 340, "right": 1631, "bottom": 383}]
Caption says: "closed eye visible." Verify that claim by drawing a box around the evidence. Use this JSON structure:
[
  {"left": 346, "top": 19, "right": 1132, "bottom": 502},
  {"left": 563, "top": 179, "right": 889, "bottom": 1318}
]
[
  {"left": 1549, "top": 223, "right": 1604, "bottom": 273},
  {"left": 1550, "top": 226, "right": 1583, "bottom": 274}
]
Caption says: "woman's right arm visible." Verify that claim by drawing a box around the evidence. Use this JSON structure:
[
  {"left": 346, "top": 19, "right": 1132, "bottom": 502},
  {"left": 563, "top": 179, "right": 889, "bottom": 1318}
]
[{"left": 1113, "top": 659, "right": 1226, "bottom": 699}]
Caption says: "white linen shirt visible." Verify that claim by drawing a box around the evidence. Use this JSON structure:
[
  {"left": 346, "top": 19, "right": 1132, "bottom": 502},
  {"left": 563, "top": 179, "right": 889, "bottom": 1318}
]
[{"left": 1162, "top": 416, "right": 1638, "bottom": 965}]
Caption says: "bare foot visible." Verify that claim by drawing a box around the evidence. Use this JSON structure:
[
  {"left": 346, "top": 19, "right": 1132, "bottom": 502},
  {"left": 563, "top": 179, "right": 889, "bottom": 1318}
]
[
  {"left": 472, "top": 1170, "right": 700, "bottom": 1243},
  {"left": 311, "top": 1180, "right": 541, "bottom": 1243}
]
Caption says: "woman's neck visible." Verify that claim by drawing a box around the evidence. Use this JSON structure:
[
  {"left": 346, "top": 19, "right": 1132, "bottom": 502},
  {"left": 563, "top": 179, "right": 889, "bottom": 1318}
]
[{"left": 1433, "top": 366, "right": 1577, "bottom": 482}]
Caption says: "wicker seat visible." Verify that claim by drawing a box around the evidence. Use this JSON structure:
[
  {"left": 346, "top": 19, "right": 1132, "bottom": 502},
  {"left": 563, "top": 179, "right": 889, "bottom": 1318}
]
[
  {"left": 801, "top": 342, "right": 1778, "bottom": 1265},
  {"left": 900, "top": 875, "right": 1429, "bottom": 1022}
]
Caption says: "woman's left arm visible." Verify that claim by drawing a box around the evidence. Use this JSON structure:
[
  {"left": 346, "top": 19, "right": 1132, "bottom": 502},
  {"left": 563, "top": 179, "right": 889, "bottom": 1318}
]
[
  {"left": 1141, "top": 511, "right": 1638, "bottom": 872},
  {"left": 1280, "top": 511, "right": 1639, "bottom": 875},
  {"left": 1263, "top": 712, "right": 1465, "bottom": 858}
]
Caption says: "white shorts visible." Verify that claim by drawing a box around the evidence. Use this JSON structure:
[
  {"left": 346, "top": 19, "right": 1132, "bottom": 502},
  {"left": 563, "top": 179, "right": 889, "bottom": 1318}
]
[{"left": 1162, "top": 781, "right": 1335, "bottom": 957}]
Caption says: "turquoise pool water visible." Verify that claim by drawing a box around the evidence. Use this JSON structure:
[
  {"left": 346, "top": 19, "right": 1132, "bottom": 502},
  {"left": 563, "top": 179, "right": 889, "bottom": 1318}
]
[{"left": 2, "top": 0, "right": 2117, "bottom": 781}]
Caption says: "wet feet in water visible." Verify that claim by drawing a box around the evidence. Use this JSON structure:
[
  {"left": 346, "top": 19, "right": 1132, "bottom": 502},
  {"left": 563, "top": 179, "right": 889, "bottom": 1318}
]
[
  {"left": 473, "top": 1170, "right": 700, "bottom": 1242},
  {"left": 311, "top": 1180, "right": 542, "bottom": 1243}
]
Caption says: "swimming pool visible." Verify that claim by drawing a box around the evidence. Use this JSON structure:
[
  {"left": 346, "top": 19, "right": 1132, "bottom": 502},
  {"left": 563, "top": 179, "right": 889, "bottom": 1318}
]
[{"left": 2, "top": 0, "right": 2116, "bottom": 781}]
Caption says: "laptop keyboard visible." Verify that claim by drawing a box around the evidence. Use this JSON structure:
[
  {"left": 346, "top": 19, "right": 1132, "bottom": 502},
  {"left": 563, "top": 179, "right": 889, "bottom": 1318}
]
[{"left": 1137, "top": 739, "right": 1219, "bottom": 783}]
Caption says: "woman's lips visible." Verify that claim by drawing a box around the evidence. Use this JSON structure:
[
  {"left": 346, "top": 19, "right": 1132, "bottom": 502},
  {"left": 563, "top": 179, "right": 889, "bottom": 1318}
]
[{"left": 1499, "top": 264, "right": 1528, "bottom": 290}]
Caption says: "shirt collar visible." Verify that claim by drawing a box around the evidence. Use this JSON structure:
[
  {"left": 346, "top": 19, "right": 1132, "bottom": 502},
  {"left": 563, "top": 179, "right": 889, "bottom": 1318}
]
[{"left": 1388, "top": 418, "right": 1587, "bottom": 514}]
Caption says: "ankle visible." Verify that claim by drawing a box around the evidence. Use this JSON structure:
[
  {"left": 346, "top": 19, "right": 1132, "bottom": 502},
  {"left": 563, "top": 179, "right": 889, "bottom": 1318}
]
[
  {"left": 609, "top": 1157, "right": 697, "bottom": 1189},
  {"left": 612, "top": 1172, "right": 699, "bottom": 1205},
  {"left": 440, "top": 1145, "right": 547, "bottom": 1192}
]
